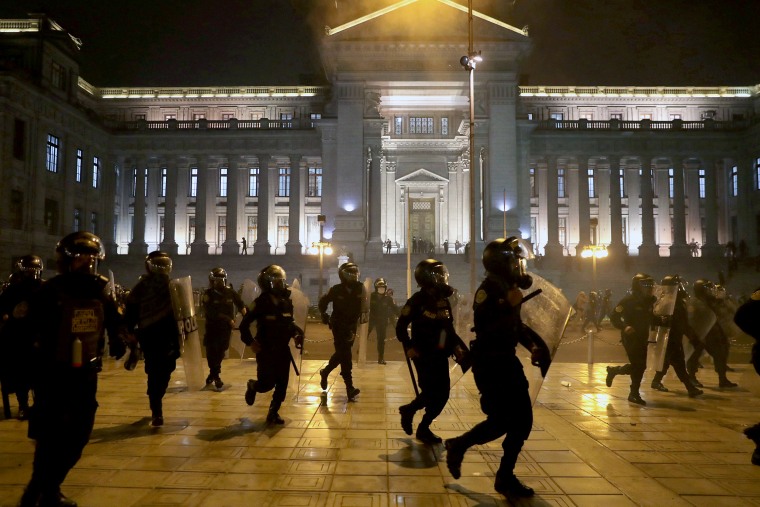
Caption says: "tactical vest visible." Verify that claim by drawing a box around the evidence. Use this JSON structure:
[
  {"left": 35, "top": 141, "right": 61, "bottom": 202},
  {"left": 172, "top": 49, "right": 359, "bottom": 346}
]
[{"left": 56, "top": 294, "right": 104, "bottom": 368}]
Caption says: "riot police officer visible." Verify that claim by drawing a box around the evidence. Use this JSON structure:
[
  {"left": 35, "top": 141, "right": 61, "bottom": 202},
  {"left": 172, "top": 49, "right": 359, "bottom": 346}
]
[
  {"left": 688, "top": 279, "right": 737, "bottom": 388},
  {"left": 649, "top": 275, "right": 703, "bottom": 397},
  {"left": 368, "top": 277, "right": 397, "bottom": 364},
  {"left": 240, "top": 265, "right": 304, "bottom": 424},
  {"left": 318, "top": 262, "right": 366, "bottom": 401},
  {"left": 124, "top": 251, "right": 181, "bottom": 427},
  {"left": 202, "top": 267, "right": 246, "bottom": 389},
  {"left": 0, "top": 255, "right": 44, "bottom": 420},
  {"left": 396, "top": 260, "right": 462, "bottom": 444},
  {"left": 606, "top": 273, "right": 656, "bottom": 405},
  {"left": 734, "top": 288, "right": 760, "bottom": 465},
  {"left": 444, "top": 237, "right": 551, "bottom": 499},
  {"left": 19, "top": 232, "right": 126, "bottom": 507}
]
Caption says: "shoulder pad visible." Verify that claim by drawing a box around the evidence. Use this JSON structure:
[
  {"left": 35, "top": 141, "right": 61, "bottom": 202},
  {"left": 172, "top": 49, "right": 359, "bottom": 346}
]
[
  {"left": 475, "top": 289, "right": 488, "bottom": 304},
  {"left": 751, "top": 290, "right": 760, "bottom": 301},
  {"left": 400, "top": 305, "right": 411, "bottom": 316},
  {"left": 614, "top": 305, "right": 624, "bottom": 313},
  {"left": 248, "top": 301, "right": 256, "bottom": 312}
]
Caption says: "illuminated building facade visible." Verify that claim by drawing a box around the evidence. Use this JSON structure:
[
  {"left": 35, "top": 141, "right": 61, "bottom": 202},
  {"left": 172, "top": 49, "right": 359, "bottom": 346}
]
[{"left": 1, "top": 5, "right": 759, "bottom": 277}]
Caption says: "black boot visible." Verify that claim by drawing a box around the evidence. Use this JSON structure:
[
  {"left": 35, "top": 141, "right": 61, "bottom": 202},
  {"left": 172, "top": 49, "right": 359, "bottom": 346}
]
[
  {"left": 606, "top": 366, "right": 618, "bottom": 387},
  {"left": 319, "top": 369, "right": 329, "bottom": 390},
  {"left": 18, "top": 482, "right": 41, "bottom": 507},
  {"left": 213, "top": 375, "right": 224, "bottom": 390},
  {"left": 346, "top": 385, "right": 360, "bottom": 401},
  {"left": 494, "top": 474, "right": 534, "bottom": 498},
  {"left": 399, "top": 404, "right": 416, "bottom": 435},
  {"left": 688, "top": 374, "right": 703, "bottom": 388},
  {"left": 719, "top": 375, "right": 738, "bottom": 388},
  {"left": 650, "top": 372, "right": 668, "bottom": 392},
  {"left": 628, "top": 392, "right": 646, "bottom": 405},
  {"left": 245, "top": 379, "right": 257, "bottom": 406},
  {"left": 205, "top": 373, "right": 214, "bottom": 386},
  {"left": 444, "top": 437, "right": 467, "bottom": 479},
  {"left": 38, "top": 489, "right": 78, "bottom": 507},
  {"left": 150, "top": 400, "right": 163, "bottom": 426},
  {"left": 416, "top": 425, "right": 442, "bottom": 445},
  {"left": 266, "top": 409, "right": 285, "bottom": 425}
]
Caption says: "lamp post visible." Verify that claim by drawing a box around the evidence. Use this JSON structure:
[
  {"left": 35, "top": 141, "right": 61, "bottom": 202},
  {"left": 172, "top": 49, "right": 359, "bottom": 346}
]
[
  {"left": 580, "top": 244, "right": 608, "bottom": 293},
  {"left": 312, "top": 214, "right": 332, "bottom": 301}
]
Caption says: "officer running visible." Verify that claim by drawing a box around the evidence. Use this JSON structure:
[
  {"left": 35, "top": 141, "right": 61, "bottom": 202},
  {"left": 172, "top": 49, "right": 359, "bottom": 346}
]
[
  {"left": 318, "top": 262, "right": 366, "bottom": 401},
  {"left": 445, "top": 237, "right": 551, "bottom": 499},
  {"left": 240, "top": 265, "right": 304, "bottom": 424},
  {"left": 18, "top": 232, "right": 126, "bottom": 507},
  {"left": 368, "top": 277, "right": 397, "bottom": 365},
  {"left": 734, "top": 287, "right": 760, "bottom": 465},
  {"left": 0, "top": 255, "right": 44, "bottom": 420},
  {"left": 606, "top": 273, "right": 656, "bottom": 405},
  {"left": 124, "top": 251, "right": 181, "bottom": 427},
  {"left": 202, "top": 267, "right": 246, "bottom": 389},
  {"left": 396, "top": 259, "right": 463, "bottom": 444}
]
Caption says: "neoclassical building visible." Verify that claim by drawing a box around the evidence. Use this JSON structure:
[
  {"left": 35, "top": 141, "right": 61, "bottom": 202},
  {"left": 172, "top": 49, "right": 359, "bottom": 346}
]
[{"left": 1, "top": 4, "right": 759, "bottom": 276}]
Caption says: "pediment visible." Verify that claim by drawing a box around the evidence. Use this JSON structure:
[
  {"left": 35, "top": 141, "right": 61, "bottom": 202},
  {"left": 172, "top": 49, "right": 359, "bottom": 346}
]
[{"left": 396, "top": 168, "right": 449, "bottom": 183}]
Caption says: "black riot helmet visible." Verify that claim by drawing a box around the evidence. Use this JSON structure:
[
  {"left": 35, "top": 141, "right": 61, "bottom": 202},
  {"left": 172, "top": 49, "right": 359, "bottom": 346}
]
[
  {"left": 482, "top": 237, "right": 533, "bottom": 289},
  {"left": 16, "top": 255, "right": 44, "bottom": 280},
  {"left": 631, "top": 273, "right": 655, "bottom": 296},
  {"left": 209, "top": 267, "right": 227, "bottom": 289},
  {"left": 145, "top": 251, "right": 173, "bottom": 276},
  {"left": 414, "top": 259, "right": 454, "bottom": 297},
  {"left": 55, "top": 231, "right": 105, "bottom": 274},
  {"left": 257, "top": 264, "right": 287, "bottom": 294},
  {"left": 693, "top": 279, "right": 716, "bottom": 301},
  {"left": 374, "top": 277, "right": 387, "bottom": 293},
  {"left": 661, "top": 274, "right": 689, "bottom": 299},
  {"left": 338, "top": 262, "right": 360, "bottom": 284}
]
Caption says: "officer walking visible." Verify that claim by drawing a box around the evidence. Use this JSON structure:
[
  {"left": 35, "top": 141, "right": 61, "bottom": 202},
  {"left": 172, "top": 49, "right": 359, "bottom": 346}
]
[
  {"left": 649, "top": 275, "right": 703, "bottom": 397},
  {"left": 688, "top": 279, "right": 737, "bottom": 388},
  {"left": 396, "top": 259, "right": 462, "bottom": 444},
  {"left": 19, "top": 232, "right": 126, "bottom": 507},
  {"left": 124, "top": 251, "right": 181, "bottom": 427},
  {"left": 606, "top": 273, "right": 656, "bottom": 405},
  {"left": 318, "top": 262, "right": 367, "bottom": 401},
  {"left": 240, "top": 265, "right": 304, "bottom": 424},
  {"left": 368, "top": 277, "right": 397, "bottom": 364},
  {"left": 202, "top": 267, "right": 246, "bottom": 389},
  {"left": 0, "top": 255, "right": 44, "bottom": 420},
  {"left": 734, "top": 288, "right": 760, "bottom": 465},
  {"left": 445, "top": 237, "right": 551, "bottom": 499}
]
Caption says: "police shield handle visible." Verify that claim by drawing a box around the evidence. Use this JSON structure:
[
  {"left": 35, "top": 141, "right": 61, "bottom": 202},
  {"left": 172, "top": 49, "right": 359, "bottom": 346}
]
[{"left": 169, "top": 276, "right": 206, "bottom": 391}]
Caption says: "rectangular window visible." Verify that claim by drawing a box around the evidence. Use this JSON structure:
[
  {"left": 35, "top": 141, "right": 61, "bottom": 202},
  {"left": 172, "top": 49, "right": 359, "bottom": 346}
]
[
  {"left": 557, "top": 168, "right": 566, "bottom": 198},
  {"left": 51, "top": 61, "right": 66, "bottom": 90},
  {"left": 394, "top": 117, "right": 403, "bottom": 135},
  {"left": 310, "top": 113, "right": 321, "bottom": 127},
  {"left": 144, "top": 168, "right": 148, "bottom": 197},
  {"left": 248, "top": 167, "right": 259, "bottom": 197},
  {"left": 193, "top": 113, "right": 206, "bottom": 120},
  {"left": 134, "top": 114, "right": 146, "bottom": 121},
  {"left": 73, "top": 208, "right": 81, "bottom": 232},
  {"left": 247, "top": 215, "right": 257, "bottom": 244},
  {"left": 189, "top": 167, "right": 198, "bottom": 197},
  {"left": 550, "top": 112, "right": 563, "bottom": 129},
  {"left": 280, "top": 113, "right": 293, "bottom": 128},
  {"left": 640, "top": 113, "right": 652, "bottom": 120},
  {"left": 44, "top": 199, "right": 59, "bottom": 235},
  {"left": 159, "top": 215, "right": 165, "bottom": 243},
  {"left": 188, "top": 216, "right": 195, "bottom": 244},
  {"left": 160, "top": 167, "right": 167, "bottom": 197},
  {"left": 409, "top": 117, "right": 434, "bottom": 134},
  {"left": 669, "top": 113, "right": 682, "bottom": 120},
  {"left": 699, "top": 169, "right": 706, "bottom": 198},
  {"left": 76, "top": 149, "right": 83, "bottom": 183},
  {"left": 46, "top": 134, "right": 60, "bottom": 173},
  {"left": 13, "top": 119, "right": 25, "bottom": 160},
  {"left": 580, "top": 113, "right": 594, "bottom": 120},
  {"left": 164, "top": 114, "right": 176, "bottom": 120},
  {"left": 217, "top": 216, "right": 226, "bottom": 245},
  {"left": 222, "top": 113, "right": 234, "bottom": 120},
  {"left": 90, "top": 212, "right": 98, "bottom": 234},
  {"left": 756, "top": 158, "right": 760, "bottom": 190},
  {"left": 441, "top": 117, "right": 449, "bottom": 135},
  {"left": 277, "top": 216, "right": 289, "bottom": 248},
  {"left": 558, "top": 217, "right": 567, "bottom": 249},
  {"left": 131, "top": 168, "right": 137, "bottom": 197},
  {"left": 219, "top": 167, "right": 228, "bottom": 197},
  {"left": 619, "top": 169, "right": 626, "bottom": 198},
  {"left": 731, "top": 165, "right": 738, "bottom": 197},
  {"left": 529, "top": 167, "right": 536, "bottom": 197},
  {"left": 278, "top": 167, "right": 291, "bottom": 197},
  {"left": 668, "top": 168, "right": 674, "bottom": 198},
  {"left": 610, "top": 113, "right": 623, "bottom": 120},
  {"left": 10, "top": 190, "right": 23, "bottom": 230},
  {"left": 92, "top": 156, "right": 100, "bottom": 188},
  {"left": 307, "top": 167, "right": 322, "bottom": 197},
  {"left": 587, "top": 169, "right": 595, "bottom": 198}
]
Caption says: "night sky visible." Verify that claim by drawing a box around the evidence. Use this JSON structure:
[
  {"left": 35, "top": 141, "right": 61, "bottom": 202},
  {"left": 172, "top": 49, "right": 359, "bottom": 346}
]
[{"left": 3, "top": 0, "right": 759, "bottom": 87}]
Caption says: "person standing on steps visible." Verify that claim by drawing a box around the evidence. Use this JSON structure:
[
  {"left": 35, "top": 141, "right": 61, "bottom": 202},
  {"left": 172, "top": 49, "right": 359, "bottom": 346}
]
[
  {"left": 368, "top": 277, "right": 398, "bottom": 364},
  {"left": 606, "top": 273, "right": 656, "bottom": 405},
  {"left": 318, "top": 262, "right": 367, "bottom": 401}
]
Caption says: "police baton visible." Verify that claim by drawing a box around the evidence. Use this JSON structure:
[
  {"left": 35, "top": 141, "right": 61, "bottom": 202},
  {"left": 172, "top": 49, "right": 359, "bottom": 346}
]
[
  {"left": 288, "top": 347, "right": 300, "bottom": 376},
  {"left": 405, "top": 354, "right": 419, "bottom": 397},
  {"left": 521, "top": 289, "right": 542, "bottom": 304}
]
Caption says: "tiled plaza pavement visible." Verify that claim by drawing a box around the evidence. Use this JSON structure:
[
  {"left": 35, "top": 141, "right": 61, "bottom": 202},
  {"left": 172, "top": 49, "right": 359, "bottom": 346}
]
[{"left": 2, "top": 357, "right": 760, "bottom": 507}]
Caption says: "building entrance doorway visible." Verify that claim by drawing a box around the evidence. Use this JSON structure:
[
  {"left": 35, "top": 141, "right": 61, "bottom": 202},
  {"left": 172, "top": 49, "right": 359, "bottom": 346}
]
[{"left": 409, "top": 198, "right": 435, "bottom": 254}]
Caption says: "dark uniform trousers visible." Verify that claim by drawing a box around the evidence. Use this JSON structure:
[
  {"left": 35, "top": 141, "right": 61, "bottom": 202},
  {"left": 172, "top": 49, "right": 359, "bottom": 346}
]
[
  {"left": 252, "top": 348, "right": 291, "bottom": 410},
  {"left": 205, "top": 319, "right": 232, "bottom": 377},
  {"left": 620, "top": 334, "right": 648, "bottom": 392},
  {"left": 324, "top": 322, "right": 356, "bottom": 386},
  {"left": 368, "top": 318, "right": 388, "bottom": 358},
  {"left": 407, "top": 350, "right": 450, "bottom": 428},
  {"left": 138, "top": 316, "right": 178, "bottom": 417},
  {"left": 687, "top": 326, "right": 730, "bottom": 377}
]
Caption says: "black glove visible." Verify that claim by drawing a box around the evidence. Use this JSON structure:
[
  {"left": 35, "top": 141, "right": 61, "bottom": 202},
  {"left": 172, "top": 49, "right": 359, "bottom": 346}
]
[
  {"left": 531, "top": 345, "right": 551, "bottom": 377},
  {"left": 108, "top": 333, "right": 127, "bottom": 360},
  {"left": 91, "top": 356, "right": 103, "bottom": 373},
  {"left": 321, "top": 312, "right": 330, "bottom": 325},
  {"left": 124, "top": 345, "right": 139, "bottom": 371}
]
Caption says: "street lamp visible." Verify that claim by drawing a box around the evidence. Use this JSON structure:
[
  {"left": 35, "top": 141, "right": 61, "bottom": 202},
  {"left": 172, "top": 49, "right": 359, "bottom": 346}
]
[
  {"left": 311, "top": 214, "right": 332, "bottom": 301},
  {"left": 580, "top": 244, "right": 608, "bottom": 293}
]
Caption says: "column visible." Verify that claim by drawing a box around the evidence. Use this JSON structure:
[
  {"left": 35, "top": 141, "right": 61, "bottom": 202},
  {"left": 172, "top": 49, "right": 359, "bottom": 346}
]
[
  {"left": 254, "top": 154, "right": 272, "bottom": 254},
  {"left": 222, "top": 156, "right": 241, "bottom": 255},
  {"left": 286, "top": 154, "right": 304, "bottom": 255},
  {"left": 737, "top": 156, "right": 756, "bottom": 252},
  {"left": 567, "top": 160, "right": 580, "bottom": 253},
  {"left": 544, "top": 156, "right": 564, "bottom": 260},
  {"left": 366, "top": 143, "right": 383, "bottom": 260},
  {"left": 669, "top": 157, "right": 690, "bottom": 257},
  {"left": 607, "top": 156, "right": 625, "bottom": 259},
  {"left": 128, "top": 156, "right": 147, "bottom": 255},
  {"left": 626, "top": 159, "right": 642, "bottom": 254},
  {"left": 102, "top": 156, "right": 118, "bottom": 256},
  {"left": 577, "top": 157, "right": 591, "bottom": 250},
  {"left": 638, "top": 156, "right": 658, "bottom": 258},
  {"left": 160, "top": 156, "right": 179, "bottom": 256},
  {"left": 701, "top": 158, "right": 722, "bottom": 258},
  {"left": 596, "top": 159, "right": 611, "bottom": 246},
  {"left": 191, "top": 155, "right": 210, "bottom": 256},
  {"left": 653, "top": 163, "right": 672, "bottom": 254}
]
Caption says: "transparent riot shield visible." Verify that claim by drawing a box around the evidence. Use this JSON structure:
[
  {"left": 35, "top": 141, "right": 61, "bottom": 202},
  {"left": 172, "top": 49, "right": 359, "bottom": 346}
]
[
  {"left": 356, "top": 278, "right": 371, "bottom": 364},
  {"left": 169, "top": 276, "right": 205, "bottom": 391},
  {"left": 518, "top": 272, "right": 572, "bottom": 405},
  {"left": 289, "top": 279, "right": 309, "bottom": 391},
  {"left": 714, "top": 295, "right": 752, "bottom": 343},
  {"left": 448, "top": 288, "right": 473, "bottom": 389},
  {"left": 230, "top": 279, "right": 260, "bottom": 360},
  {"left": 686, "top": 297, "right": 717, "bottom": 343},
  {"left": 648, "top": 284, "right": 678, "bottom": 372}
]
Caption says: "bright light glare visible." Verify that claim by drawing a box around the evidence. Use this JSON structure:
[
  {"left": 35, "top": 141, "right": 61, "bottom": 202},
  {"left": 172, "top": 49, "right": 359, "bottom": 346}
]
[{"left": 324, "top": 246, "right": 333, "bottom": 255}]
